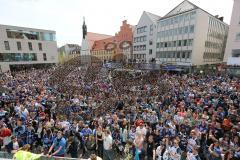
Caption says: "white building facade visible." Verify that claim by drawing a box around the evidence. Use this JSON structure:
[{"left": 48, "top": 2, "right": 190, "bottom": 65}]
[
  {"left": 133, "top": 11, "right": 161, "bottom": 62},
  {"left": 156, "top": 0, "right": 228, "bottom": 67},
  {"left": 0, "top": 24, "right": 58, "bottom": 72},
  {"left": 224, "top": 0, "right": 240, "bottom": 65}
]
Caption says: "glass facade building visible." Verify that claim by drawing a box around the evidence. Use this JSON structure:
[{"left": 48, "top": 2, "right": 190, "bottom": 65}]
[{"left": 0, "top": 24, "right": 58, "bottom": 72}]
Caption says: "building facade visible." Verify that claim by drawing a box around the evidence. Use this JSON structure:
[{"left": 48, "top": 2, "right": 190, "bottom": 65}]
[
  {"left": 0, "top": 24, "right": 58, "bottom": 72},
  {"left": 113, "top": 20, "right": 134, "bottom": 61},
  {"left": 91, "top": 36, "right": 115, "bottom": 61},
  {"left": 133, "top": 11, "right": 161, "bottom": 62},
  {"left": 58, "top": 44, "right": 81, "bottom": 63},
  {"left": 156, "top": 0, "right": 228, "bottom": 67},
  {"left": 224, "top": 0, "right": 240, "bottom": 65},
  {"left": 91, "top": 20, "right": 134, "bottom": 62}
]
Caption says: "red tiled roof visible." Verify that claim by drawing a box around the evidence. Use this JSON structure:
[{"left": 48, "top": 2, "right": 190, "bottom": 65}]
[
  {"left": 92, "top": 37, "right": 115, "bottom": 50},
  {"left": 86, "top": 32, "right": 113, "bottom": 49}
]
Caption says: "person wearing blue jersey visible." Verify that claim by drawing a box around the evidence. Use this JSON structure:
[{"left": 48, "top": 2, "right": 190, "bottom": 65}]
[{"left": 47, "top": 130, "right": 66, "bottom": 157}]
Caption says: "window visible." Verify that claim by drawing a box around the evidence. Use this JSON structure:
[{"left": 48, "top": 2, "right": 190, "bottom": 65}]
[
  {"left": 6, "top": 30, "right": 26, "bottom": 39},
  {"left": 184, "top": 13, "right": 190, "bottom": 21},
  {"left": 184, "top": 26, "right": 188, "bottom": 34},
  {"left": 173, "top": 41, "right": 176, "bottom": 47},
  {"left": 157, "top": 43, "right": 160, "bottom": 48},
  {"left": 23, "top": 53, "right": 30, "bottom": 61},
  {"left": 190, "top": 11, "right": 196, "bottom": 19},
  {"left": 150, "top": 25, "right": 153, "bottom": 35},
  {"left": 177, "top": 52, "right": 180, "bottom": 58},
  {"left": 182, "top": 52, "right": 186, "bottom": 59},
  {"left": 167, "top": 42, "right": 171, "bottom": 47},
  {"left": 149, "top": 49, "right": 152, "bottom": 55},
  {"left": 30, "top": 53, "right": 37, "bottom": 61},
  {"left": 17, "top": 42, "right": 22, "bottom": 50},
  {"left": 174, "top": 17, "right": 178, "bottom": 24},
  {"left": 178, "top": 40, "right": 182, "bottom": 47},
  {"left": 143, "top": 36, "right": 147, "bottom": 41},
  {"left": 163, "top": 52, "right": 166, "bottom": 58},
  {"left": 42, "top": 33, "right": 55, "bottom": 41},
  {"left": 165, "top": 30, "right": 169, "bottom": 37},
  {"left": 0, "top": 53, "right": 37, "bottom": 62},
  {"left": 232, "top": 49, "right": 240, "bottom": 57},
  {"left": 178, "top": 28, "right": 183, "bottom": 35},
  {"left": 236, "top": 33, "right": 240, "bottom": 41},
  {"left": 172, "top": 52, "right": 176, "bottom": 58},
  {"left": 184, "top": 40, "right": 188, "bottom": 46},
  {"left": 188, "top": 39, "right": 193, "bottom": 46},
  {"left": 15, "top": 53, "right": 22, "bottom": 61},
  {"left": 143, "top": 45, "right": 146, "bottom": 50},
  {"left": 4, "top": 41, "right": 10, "bottom": 50},
  {"left": 179, "top": 15, "right": 183, "bottom": 23},
  {"left": 164, "top": 42, "right": 168, "bottom": 48},
  {"left": 169, "top": 29, "right": 172, "bottom": 36},
  {"left": 160, "top": 43, "right": 164, "bottom": 48},
  {"left": 189, "top": 25, "right": 194, "bottom": 33},
  {"left": 165, "top": 19, "right": 169, "bottom": 26},
  {"left": 43, "top": 53, "right": 47, "bottom": 61},
  {"left": 186, "top": 52, "right": 191, "bottom": 59},
  {"left": 28, "top": 42, "right": 33, "bottom": 51},
  {"left": 168, "top": 19, "right": 172, "bottom": 25},
  {"left": 38, "top": 43, "right": 42, "bottom": 51},
  {"left": 8, "top": 30, "right": 41, "bottom": 40}
]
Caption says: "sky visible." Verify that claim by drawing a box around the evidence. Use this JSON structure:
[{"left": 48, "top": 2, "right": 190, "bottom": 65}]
[{"left": 0, "top": 0, "right": 234, "bottom": 47}]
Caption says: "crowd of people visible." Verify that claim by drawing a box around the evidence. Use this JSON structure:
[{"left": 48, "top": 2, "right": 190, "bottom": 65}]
[{"left": 0, "top": 62, "right": 239, "bottom": 160}]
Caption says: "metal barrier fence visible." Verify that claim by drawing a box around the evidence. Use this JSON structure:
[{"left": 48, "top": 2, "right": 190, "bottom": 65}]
[{"left": 103, "top": 62, "right": 186, "bottom": 71}]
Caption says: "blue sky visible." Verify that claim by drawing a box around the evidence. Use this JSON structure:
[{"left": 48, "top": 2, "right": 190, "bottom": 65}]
[{"left": 0, "top": 0, "right": 234, "bottom": 47}]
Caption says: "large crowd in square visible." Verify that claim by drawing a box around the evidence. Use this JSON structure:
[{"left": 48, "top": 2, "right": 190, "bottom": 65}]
[{"left": 0, "top": 62, "right": 239, "bottom": 160}]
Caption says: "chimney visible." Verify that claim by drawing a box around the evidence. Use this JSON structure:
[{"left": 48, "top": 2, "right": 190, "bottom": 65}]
[
  {"left": 123, "top": 20, "right": 127, "bottom": 24},
  {"left": 215, "top": 15, "right": 219, "bottom": 18}
]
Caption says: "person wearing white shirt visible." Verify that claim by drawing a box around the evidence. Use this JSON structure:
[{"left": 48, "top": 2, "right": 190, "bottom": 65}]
[
  {"left": 103, "top": 130, "right": 113, "bottom": 160},
  {"left": 156, "top": 145, "right": 164, "bottom": 160},
  {"left": 136, "top": 123, "right": 147, "bottom": 136},
  {"left": 169, "top": 140, "right": 182, "bottom": 160}
]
